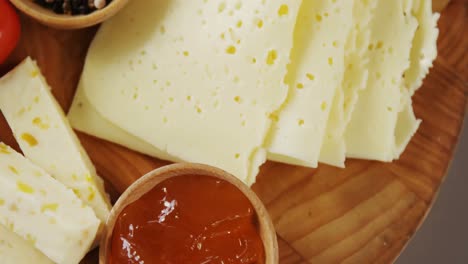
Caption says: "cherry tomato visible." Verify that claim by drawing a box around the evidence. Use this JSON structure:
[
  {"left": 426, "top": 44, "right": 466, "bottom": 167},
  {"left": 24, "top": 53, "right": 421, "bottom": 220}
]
[{"left": 0, "top": 0, "right": 20, "bottom": 64}]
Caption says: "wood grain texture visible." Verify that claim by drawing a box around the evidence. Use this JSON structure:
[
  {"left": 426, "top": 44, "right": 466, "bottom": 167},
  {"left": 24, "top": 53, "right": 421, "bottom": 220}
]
[{"left": 0, "top": 0, "right": 466, "bottom": 263}]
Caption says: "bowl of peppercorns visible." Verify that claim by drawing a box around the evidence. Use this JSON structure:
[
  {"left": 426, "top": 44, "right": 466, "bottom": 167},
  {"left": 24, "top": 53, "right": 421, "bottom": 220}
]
[{"left": 10, "top": 0, "right": 129, "bottom": 29}]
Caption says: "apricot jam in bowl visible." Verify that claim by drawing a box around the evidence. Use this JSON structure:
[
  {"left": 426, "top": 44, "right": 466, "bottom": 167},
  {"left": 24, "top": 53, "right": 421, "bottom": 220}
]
[{"left": 100, "top": 163, "right": 278, "bottom": 264}]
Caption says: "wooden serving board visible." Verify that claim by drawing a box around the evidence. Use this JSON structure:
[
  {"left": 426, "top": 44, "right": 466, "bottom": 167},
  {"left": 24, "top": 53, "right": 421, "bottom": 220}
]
[{"left": 1, "top": 0, "right": 466, "bottom": 263}]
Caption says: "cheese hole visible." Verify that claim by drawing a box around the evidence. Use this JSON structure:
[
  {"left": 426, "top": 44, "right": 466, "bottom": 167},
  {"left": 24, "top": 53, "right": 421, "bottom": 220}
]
[
  {"left": 376, "top": 72, "right": 382, "bottom": 79},
  {"left": 251, "top": 57, "right": 257, "bottom": 64},
  {"left": 368, "top": 44, "right": 374, "bottom": 50},
  {"left": 169, "top": 97, "right": 174, "bottom": 103},
  {"left": 236, "top": 20, "right": 243, "bottom": 28},
  {"left": 166, "top": 81, "right": 172, "bottom": 86},
  {"left": 278, "top": 4, "right": 289, "bottom": 16},
  {"left": 234, "top": 96, "right": 242, "bottom": 103},
  {"left": 298, "top": 119, "right": 305, "bottom": 126},
  {"left": 220, "top": 33, "right": 225, "bottom": 40},
  {"left": 306, "top": 73, "right": 315, "bottom": 81},
  {"left": 266, "top": 50, "right": 278, "bottom": 65},
  {"left": 328, "top": 57, "right": 334, "bottom": 66},
  {"left": 324, "top": 12, "right": 329, "bottom": 17},
  {"left": 218, "top": 2, "right": 226, "bottom": 13},
  {"left": 186, "top": 95, "right": 192, "bottom": 101},
  {"left": 315, "top": 14, "right": 322, "bottom": 22},
  {"left": 226, "top": 45, "right": 237, "bottom": 54},
  {"left": 256, "top": 19, "right": 264, "bottom": 28},
  {"left": 196, "top": 107, "right": 203, "bottom": 114},
  {"left": 183, "top": 51, "right": 190, "bottom": 56},
  {"left": 235, "top": 153, "right": 240, "bottom": 159},
  {"left": 387, "top": 107, "right": 393, "bottom": 112},
  {"left": 376, "top": 41, "right": 384, "bottom": 49},
  {"left": 235, "top": 2, "right": 242, "bottom": 10},
  {"left": 21, "top": 133, "right": 38, "bottom": 147},
  {"left": 163, "top": 117, "right": 168, "bottom": 123},
  {"left": 8, "top": 165, "right": 19, "bottom": 175},
  {"left": 233, "top": 76, "right": 240, "bottom": 83},
  {"left": 332, "top": 41, "right": 338, "bottom": 47},
  {"left": 321, "top": 101, "right": 327, "bottom": 111},
  {"left": 241, "top": 120, "right": 246, "bottom": 127},
  {"left": 296, "top": 83, "right": 304, "bottom": 89},
  {"left": 17, "top": 181, "right": 35, "bottom": 194}
]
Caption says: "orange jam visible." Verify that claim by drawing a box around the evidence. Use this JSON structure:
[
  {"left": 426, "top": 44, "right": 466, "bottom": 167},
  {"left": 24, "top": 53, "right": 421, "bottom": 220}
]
[{"left": 109, "top": 175, "right": 265, "bottom": 264}]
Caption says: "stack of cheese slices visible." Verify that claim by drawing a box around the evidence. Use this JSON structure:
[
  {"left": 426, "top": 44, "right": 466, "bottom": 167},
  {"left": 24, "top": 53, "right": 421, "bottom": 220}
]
[
  {"left": 69, "top": 0, "right": 439, "bottom": 186},
  {"left": 0, "top": 58, "right": 111, "bottom": 264}
]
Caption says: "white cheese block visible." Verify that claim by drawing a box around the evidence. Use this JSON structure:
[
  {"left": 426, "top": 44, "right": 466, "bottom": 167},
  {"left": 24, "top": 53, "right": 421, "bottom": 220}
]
[
  {"left": 404, "top": 0, "right": 439, "bottom": 95},
  {"left": 68, "top": 83, "right": 179, "bottom": 161},
  {"left": 0, "top": 143, "right": 100, "bottom": 264},
  {"left": 318, "top": 0, "right": 377, "bottom": 167},
  {"left": 267, "top": 0, "right": 354, "bottom": 168},
  {"left": 0, "top": 58, "right": 111, "bottom": 222},
  {"left": 80, "top": 0, "right": 301, "bottom": 184},
  {"left": 345, "top": 0, "right": 418, "bottom": 161},
  {"left": 0, "top": 225, "right": 53, "bottom": 264}
]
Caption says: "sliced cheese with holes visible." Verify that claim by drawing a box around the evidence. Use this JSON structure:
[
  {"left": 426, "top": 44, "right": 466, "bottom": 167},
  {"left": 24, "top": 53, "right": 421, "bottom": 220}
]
[
  {"left": 0, "top": 143, "right": 99, "bottom": 264},
  {"left": 345, "top": 0, "right": 418, "bottom": 161},
  {"left": 0, "top": 58, "right": 111, "bottom": 222},
  {"left": 80, "top": 0, "right": 301, "bottom": 184},
  {"left": 404, "top": 0, "right": 439, "bottom": 95},
  {"left": 68, "top": 84, "right": 179, "bottom": 161},
  {"left": 318, "top": 0, "right": 376, "bottom": 167},
  {"left": 267, "top": 0, "right": 354, "bottom": 168},
  {"left": 0, "top": 225, "right": 53, "bottom": 264}
]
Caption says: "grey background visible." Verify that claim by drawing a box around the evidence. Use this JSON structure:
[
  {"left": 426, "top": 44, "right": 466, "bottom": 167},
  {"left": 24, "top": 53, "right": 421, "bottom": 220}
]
[{"left": 397, "top": 115, "right": 468, "bottom": 263}]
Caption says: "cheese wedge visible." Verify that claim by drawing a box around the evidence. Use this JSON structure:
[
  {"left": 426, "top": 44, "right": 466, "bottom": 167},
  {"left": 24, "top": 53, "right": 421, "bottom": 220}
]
[
  {"left": 345, "top": 0, "right": 419, "bottom": 161},
  {"left": 0, "top": 225, "right": 53, "bottom": 264},
  {"left": 318, "top": 0, "right": 377, "bottom": 167},
  {"left": 68, "top": 84, "right": 178, "bottom": 161},
  {"left": 0, "top": 58, "right": 111, "bottom": 222},
  {"left": 79, "top": 0, "right": 301, "bottom": 184},
  {"left": 0, "top": 143, "right": 100, "bottom": 264},
  {"left": 267, "top": 0, "right": 354, "bottom": 168}
]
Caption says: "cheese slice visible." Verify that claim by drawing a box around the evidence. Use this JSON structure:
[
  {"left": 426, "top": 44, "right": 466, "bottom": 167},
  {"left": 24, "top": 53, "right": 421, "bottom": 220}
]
[
  {"left": 79, "top": 0, "right": 301, "bottom": 185},
  {"left": 404, "top": 0, "right": 439, "bottom": 95},
  {"left": 345, "top": 0, "right": 418, "bottom": 161},
  {"left": 0, "top": 58, "right": 111, "bottom": 222},
  {"left": 267, "top": 0, "right": 354, "bottom": 168},
  {"left": 394, "top": 97, "right": 421, "bottom": 158},
  {"left": 0, "top": 143, "right": 100, "bottom": 264},
  {"left": 318, "top": 0, "right": 377, "bottom": 167},
  {"left": 0, "top": 225, "right": 53, "bottom": 264},
  {"left": 68, "top": 83, "right": 179, "bottom": 161}
]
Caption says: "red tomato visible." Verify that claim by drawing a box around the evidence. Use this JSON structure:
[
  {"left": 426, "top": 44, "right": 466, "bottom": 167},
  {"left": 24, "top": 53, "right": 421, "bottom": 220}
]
[{"left": 0, "top": 0, "right": 20, "bottom": 64}]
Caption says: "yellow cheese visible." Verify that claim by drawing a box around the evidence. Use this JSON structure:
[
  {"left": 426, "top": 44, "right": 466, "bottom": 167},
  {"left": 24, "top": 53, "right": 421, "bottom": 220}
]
[
  {"left": 0, "top": 225, "right": 53, "bottom": 264},
  {"left": 345, "top": 0, "right": 419, "bottom": 161},
  {"left": 79, "top": 0, "right": 301, "bottom": 184},
  {"left": 0, "top": 58, "right": 111, "bottom": 222},
  {"left": 267, "top": 0, "right": 354, "bottom": 168},
  {"left": 0, "top": 143, "right": 100, "bottom": 264}
]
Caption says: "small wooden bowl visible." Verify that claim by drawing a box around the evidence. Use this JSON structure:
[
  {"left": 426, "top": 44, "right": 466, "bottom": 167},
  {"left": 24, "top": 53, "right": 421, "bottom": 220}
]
[
  {"left": 10, "top": 0, "right": 129, "bottom": 29},
  {"left": 99, "top": 163, "right": 279, "bottom": 264}
]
